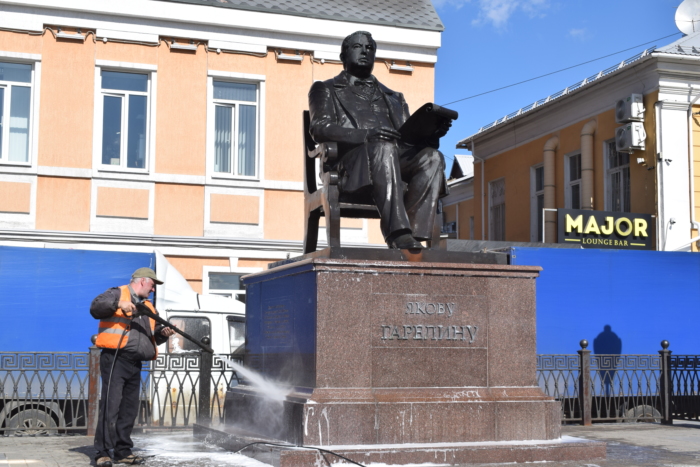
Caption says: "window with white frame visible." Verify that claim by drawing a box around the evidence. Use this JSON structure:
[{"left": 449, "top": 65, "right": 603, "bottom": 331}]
[
  {"left": 99, "top": 70, "right": 150, "bottom": 170},
  {"left": 489, "top": 178, "right": 506, "bottom": 241},
  {"left": 566, "top": 153, "right": 582, "bottom": 210},
  {"left": 207, "top": 271, "right": 246, "bottom": 301},
  {"left": 0, "top": 61, "right": 33, "bottom": 164},
  {"left": 212, "top": 81, "right": 258, "bottom": 177},
  {"left": 531, "top": 166, "right": 544, "bottom": 242},
  {"left": 605, "top": 140, "right": 630, "bottom": 212}
]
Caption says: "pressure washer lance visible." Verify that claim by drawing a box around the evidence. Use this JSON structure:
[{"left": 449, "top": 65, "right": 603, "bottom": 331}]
[{"left": 135, "top": 303, "right": 214, "bottom": 353}]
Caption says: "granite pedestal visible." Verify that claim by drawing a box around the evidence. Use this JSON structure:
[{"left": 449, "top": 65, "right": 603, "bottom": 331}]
[{"left": 214, "top": 254, "right": 604, "bottom": 465}]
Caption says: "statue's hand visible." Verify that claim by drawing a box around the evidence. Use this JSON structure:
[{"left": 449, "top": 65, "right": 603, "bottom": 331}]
[{"left": 366, "top": 127, "right": 402, "bottom": 142}]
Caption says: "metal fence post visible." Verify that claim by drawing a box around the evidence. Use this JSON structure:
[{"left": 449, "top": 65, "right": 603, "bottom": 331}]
[
  {"left": 87, "top": 335, "right": 101, "bottom": 436},
  {"left": 659, "top": 340, "right": 673, "bottom": 425},
  {"left": 198, "top": 338, "right": 213, "bottom": 427},
  {"left": 578, "top": 339, "right": 592, "bottom": 426}
]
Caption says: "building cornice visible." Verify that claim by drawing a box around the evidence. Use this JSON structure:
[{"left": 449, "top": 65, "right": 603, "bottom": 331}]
[
  {"left": 0, "top": 229, "right": 384, "bottom": 257},
  {"left": 0, "top": 0, "right": 440, "bottom": 63}
]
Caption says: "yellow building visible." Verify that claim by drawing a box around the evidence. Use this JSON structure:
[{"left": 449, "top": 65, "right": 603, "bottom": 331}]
[
  {"left": 441, "top": 154, "right": 474, "bottom": 240},
  {"left": 0, "top": 0, "right": 443, "bottom": 291},
  {"left": 453, "top": 33, "right": 700, "bottom": 252}
]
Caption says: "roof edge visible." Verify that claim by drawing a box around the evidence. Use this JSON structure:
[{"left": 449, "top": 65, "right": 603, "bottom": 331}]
[
  {"left": 155, "top": 0, "right": 445, "bottom": 32},
  {"left": 456, "top": 49, "right": 658, "bottom": 148}
]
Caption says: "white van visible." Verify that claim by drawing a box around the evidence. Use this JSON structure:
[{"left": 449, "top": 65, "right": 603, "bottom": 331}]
[{"left": 154, "top": 251, "right": 246, "bottom": 356}]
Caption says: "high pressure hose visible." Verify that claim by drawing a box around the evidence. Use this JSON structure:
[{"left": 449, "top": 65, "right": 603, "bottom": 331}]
[
  {"left": 233, "top": 441, "right": 367, "bottom": 467},
  {"left": 100, "top": 325, "right": 129, "bottom": 460}
]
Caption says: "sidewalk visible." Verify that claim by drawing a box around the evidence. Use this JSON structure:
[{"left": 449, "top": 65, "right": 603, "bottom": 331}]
[{"left": 0, "top": 422, "right": 699, "bottom": 466}]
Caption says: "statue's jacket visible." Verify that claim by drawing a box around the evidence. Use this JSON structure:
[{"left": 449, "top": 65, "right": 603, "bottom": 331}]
[{"left": 308, "top": 70, "right": 414, "bottom": 194}]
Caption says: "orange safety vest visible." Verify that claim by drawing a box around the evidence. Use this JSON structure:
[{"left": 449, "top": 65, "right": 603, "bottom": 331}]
[{"left": 95, "top": 285, "right": 159, "bottom": 360}]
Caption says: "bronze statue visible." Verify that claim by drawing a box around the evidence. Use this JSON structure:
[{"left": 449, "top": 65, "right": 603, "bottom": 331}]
[{"left": 308, "top": 31, "right": 453, "bottom": 250}]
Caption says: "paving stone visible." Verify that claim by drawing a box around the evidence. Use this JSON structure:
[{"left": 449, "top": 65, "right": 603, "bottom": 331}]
[{"left": 0, "top": 423, "right": 699, "bottom": 466}]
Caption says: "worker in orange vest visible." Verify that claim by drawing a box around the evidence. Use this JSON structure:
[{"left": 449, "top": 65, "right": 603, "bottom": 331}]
[{"left": 90, "top": 268, "right": 175, "bottom": 467}]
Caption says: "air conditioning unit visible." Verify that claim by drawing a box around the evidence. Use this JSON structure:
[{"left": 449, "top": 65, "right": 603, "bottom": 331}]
[
  {"left": 615, "top": 122, "right": 646, "bottom": 153},
  {"left": 615, "top": 93, "right": 645, "bottom": 123}
]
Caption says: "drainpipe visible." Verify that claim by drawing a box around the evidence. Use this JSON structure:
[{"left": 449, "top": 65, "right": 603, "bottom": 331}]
[
  {"left": 673, "top": 90, "right": 700, "bottom": 251},
  {"left": 580, "top": 120, "right": 597, "bottom": 210},
  {"left": 655, "top": 101, "right": 665, "bottom": 251},
  {"left": 470, "top": 142, "right": 486, "bottom": 240},
  {"left": 543, "top": 136, "right": 559, "bottom": 243}
]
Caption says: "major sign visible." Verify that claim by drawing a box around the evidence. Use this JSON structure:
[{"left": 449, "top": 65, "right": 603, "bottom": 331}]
[{"left": 557, "top": 209, "right": 653, "bottom": 250}]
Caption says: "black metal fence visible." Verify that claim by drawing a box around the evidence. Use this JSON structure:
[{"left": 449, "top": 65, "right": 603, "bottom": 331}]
[
  {"left": 537, "top": 340, "right": 700, "bottom": 424},
  {"left": 0, "top": 347, "right": 240, "bottom": 435},
  {"left": 0, "top": 352, "right": 91, "bottom": 435},
  {"left": 3, "top": 342, "right": 699, "bottom": 434},
  {"left": 670, "top": 355, "right": 700, "bottom": 421}
]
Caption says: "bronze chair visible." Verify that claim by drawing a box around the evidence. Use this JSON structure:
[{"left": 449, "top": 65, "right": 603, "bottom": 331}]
[{"left": 302, "top": 110, "right": 442, "bottom": 254}]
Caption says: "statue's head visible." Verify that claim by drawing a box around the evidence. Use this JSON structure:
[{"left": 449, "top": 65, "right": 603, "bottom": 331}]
[{"left": 340, "top": 31, "right": 376, "bottom": 78}]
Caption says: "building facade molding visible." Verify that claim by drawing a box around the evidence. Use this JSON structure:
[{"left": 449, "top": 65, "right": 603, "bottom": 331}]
[
  {"left": 0, "top": 228, "right": 384, "bottom": 256},
  {"left": 0, "top": 1, "right": 440, "bottom": 63}
]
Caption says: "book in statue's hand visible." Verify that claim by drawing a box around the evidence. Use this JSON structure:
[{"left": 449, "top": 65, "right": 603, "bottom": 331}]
[{"left": 399, "top": 103, "right": 459, "bottom": 147}]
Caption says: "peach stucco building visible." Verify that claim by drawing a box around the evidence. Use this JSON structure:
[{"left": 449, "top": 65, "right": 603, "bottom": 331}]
[
  {"left": 0, "top": 0, "right": 443, "bottom": 292},
  {"left": 450, "top": 32, "right": 700, "bottom": 252}
]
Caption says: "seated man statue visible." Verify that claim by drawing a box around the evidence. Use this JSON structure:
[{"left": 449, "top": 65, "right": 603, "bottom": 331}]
[{"left": 309, "top": 30, "right": 451, "bottom": 250}]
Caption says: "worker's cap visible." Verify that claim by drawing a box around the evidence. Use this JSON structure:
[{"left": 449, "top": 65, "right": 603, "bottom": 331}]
[{"left": 131, "top": 267, "right": 163, "bottom": 285}]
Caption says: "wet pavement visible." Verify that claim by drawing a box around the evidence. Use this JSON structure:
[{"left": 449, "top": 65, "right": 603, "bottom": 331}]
[{"left": 0, "top": 422, "right": 698, "bottom": 466}]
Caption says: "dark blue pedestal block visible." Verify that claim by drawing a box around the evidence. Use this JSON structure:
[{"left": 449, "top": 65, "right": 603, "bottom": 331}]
[{"left": 243, "top": 262, "right": 317, "bottom": 389}]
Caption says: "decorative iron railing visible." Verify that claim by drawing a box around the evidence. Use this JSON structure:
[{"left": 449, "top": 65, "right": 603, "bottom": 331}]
[
  {"left": 536, "top": 341, "right": 700, "bottom": 424},
  {"left": 0, "top": 350, "right": 240, "bottom": 435},
  {"left": 670, "top": 355, "right": 700, "bottom": 421},
  {"left": 139, "top": 353, "right": 239, "bottom": 428},
  {"left": 3, "top": 343, "right": 699, "bottom": 434},
  {"left": 0, "top": 352, "right": 90, "bottom": 434},
  {"left": 536, "top": 354, "right": 581, "bottom": 422},
  {"left": 589, "top": 354, "right": 661, "bottom": 422}
]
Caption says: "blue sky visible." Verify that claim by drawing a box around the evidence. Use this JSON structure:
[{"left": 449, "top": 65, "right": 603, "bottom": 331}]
[{"left": 433, "top": 0, "right": 682, "bottom": 174}]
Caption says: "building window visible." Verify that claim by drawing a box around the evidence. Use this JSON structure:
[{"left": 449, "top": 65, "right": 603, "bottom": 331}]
[
  {"left": 207, "top": 271, "right": 245, "bottom": 301},
  {"left": 605, "top": 140, "right": 630, "bottom": 212},
  {"left": 489, "top": 178, "right": 505, "bottom": 241},
  {"left": 566, "top": 153, "right": 582, "bottom": 209},
  {"left": 212, "top": 81, "right": 258, "bottom": 177},
  {"left": 531, "top": 166, "right": 544, "bottom": 242},
  {"left": 0, "top": 61, "right": 33, "bottom": 164},
  {"left": 99, "top": 70, "right": 150, "bottom": 170}
]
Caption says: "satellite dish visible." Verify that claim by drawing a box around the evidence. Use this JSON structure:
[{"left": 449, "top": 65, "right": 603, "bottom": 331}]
[{"left": 676, "top": 0, "right": 700, "bottom": 35}]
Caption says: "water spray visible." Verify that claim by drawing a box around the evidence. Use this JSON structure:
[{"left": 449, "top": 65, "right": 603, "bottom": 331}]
[{"left": 219, "top": 359, "right": 367, "bottom": 466}]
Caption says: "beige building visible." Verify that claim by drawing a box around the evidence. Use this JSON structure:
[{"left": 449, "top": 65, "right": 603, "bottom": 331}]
[
  {"left": 0, "top": 0, "right": 443, "bottom": 292},
  {"left": 450, "top": 32, "right": 700, "bottom": 252}
]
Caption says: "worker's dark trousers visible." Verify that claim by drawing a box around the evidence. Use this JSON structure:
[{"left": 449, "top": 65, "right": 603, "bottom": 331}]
[{"left": 94, "top": 351, "right": 142, "bottom": 460}]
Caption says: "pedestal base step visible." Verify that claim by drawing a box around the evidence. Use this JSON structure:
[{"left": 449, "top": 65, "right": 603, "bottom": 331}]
[{"left": 194, "top": 424, "right": 605, "bottom": 467}]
